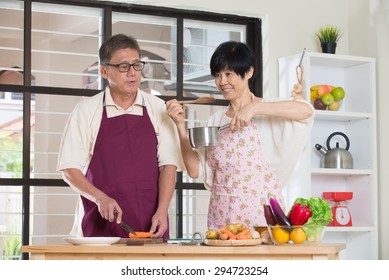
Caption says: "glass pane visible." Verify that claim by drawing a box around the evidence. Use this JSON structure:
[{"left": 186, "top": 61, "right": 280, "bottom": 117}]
[
  {"left": 182, "top": 20, "right": 246, "bottom": 99},
  {"left": 0, "top": 0, "right": 24, "bottom": 87},
  {"left": 31, "top": 93, "right": 84, "bottom": 179},
  {"left": 31, "top": 2, "right": 102, "bottom": 89},
  {"left": 0, "top": 186, "right": 22, "bottom": 260},
  {"left": 0, "top": 91, "right": 23, "bottom": 179},
  {"left": 112, "top": 12, "right": 177, "bottom": 96},
  {"left": 168, "top": 192, "right": 177, "bottom": 238},
  {"left": 30, "top": 186, "right": 78, "bottom": 245},
  {"left": 181, "top": 189, "right": 210, "bottom": 238}
]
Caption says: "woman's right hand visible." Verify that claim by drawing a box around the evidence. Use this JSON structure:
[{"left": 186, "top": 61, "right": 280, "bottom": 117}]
[
  {"left": 166, "top": 99, "right": 185, "bottom": 128},
  {"left": 166, "top": 99, "right": 200, "bottom": 178}
]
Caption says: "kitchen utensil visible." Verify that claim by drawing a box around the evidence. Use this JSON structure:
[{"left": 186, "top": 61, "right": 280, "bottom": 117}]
[
  {"left": 290, "top": 48, "right": 306, "bottom": 99},
  {"left": 180, "top": 232, "right": 204, "bottom": 246},
  {"left": 323, "top": 192, "right": 353, "bottom": 226},
  {"left": 187, "top": 124, "right": 230, "bottom": 148},
  {"left": 315, "top": 131, "right": 353, "bottom": 169},
  {"left": 177, "top": 96, "right": 216, "bottom": 104},
  {"left": 122, "top": 237, "right": 164, "bottom": 246},
  {"left": 118, "top": 237, "right": 164, "bottom": 244},
  {"left": 119, "top": 221, "right": 137, "bottom": 236},
  {"left": 296, "top": 48, "right": 306, "bottom": 85}
]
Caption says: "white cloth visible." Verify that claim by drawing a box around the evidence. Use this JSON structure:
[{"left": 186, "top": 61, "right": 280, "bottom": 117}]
[
  {"left": 57, "top": 86, "right": 184, "bottom": 173},
  {"left": 197, "top": 97, "right": 314, "bottom": 191}
]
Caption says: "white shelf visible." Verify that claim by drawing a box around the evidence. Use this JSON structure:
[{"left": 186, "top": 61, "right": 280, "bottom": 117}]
[
  {"left": 311, "top": 168, "right": 373, "bottom": 176},
  {"left": 314, "top": 111, "right": 373, "bottom": 121},
  {"left": 325, "top": 226, "right": 374, "bottom": 232},
  {"left": 279, "top": 52, "right": 378, "bottom": 260}
]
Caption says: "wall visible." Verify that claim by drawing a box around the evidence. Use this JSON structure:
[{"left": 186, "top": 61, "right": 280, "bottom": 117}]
[
  {"left": 348, "top": 0, "right": 389, "bottom": 260},
  {"left": 104, "top": 0, "right": 388, "bottom": 259}
]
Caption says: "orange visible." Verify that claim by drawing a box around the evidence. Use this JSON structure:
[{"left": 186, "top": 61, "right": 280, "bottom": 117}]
[
  {"left": 290, "top": 227, "right": 307, "bottom": 244},
  {"left": 272, "top": 225, "right": 289, "bottom": 244}
]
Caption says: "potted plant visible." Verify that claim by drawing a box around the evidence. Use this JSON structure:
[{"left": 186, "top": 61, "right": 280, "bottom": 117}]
[{"left": 315, "top": 25, "right": 343, "bottom": 54}]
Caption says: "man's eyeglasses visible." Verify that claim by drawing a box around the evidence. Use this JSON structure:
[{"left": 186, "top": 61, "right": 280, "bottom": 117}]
[{"left": 103, "top": 61, "right": 145, "bottom": 72}]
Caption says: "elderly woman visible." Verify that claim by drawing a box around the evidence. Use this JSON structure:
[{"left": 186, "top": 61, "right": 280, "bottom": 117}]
[{"left": 166, "top": 41, "right": 314, "bottom": 230}]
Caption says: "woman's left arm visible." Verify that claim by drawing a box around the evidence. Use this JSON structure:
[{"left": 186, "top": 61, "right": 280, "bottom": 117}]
[{"left": 231, "top": 99, "right": 313, "bottom": 130}]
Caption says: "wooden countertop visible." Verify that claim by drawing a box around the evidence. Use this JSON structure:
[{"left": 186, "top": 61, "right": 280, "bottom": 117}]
[{"left": 22, "top": 242, "right": 346, "bottom": 260}]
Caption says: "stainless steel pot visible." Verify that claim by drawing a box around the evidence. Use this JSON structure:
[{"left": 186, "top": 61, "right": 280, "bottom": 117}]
[{"left": 188, "top": 124, "right": 229, "bottom": 148}]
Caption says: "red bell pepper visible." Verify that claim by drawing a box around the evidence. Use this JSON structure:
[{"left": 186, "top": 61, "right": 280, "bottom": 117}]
[{"left": 289, "top": 203, "right": 312, "bottom": 225}]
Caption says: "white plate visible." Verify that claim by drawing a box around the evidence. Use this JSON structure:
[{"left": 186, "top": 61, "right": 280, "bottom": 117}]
[{"left": 63, "top": 237, "right": 121, "bottom": 246}]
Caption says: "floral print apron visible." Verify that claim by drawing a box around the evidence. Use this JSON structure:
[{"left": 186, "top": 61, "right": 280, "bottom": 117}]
[{"left": 206, "top": 114, "right": 285, "bottom": 229}]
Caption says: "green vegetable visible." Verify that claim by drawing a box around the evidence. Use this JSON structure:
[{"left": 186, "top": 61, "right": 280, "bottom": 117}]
[{"left": 293, "top": 197, "right": 333, "bottom": 242}]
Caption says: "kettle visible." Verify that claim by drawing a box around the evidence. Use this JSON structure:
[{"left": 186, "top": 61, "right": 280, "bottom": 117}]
[{"left": 315, "top": 132, "right": 353, "bottom": 169}]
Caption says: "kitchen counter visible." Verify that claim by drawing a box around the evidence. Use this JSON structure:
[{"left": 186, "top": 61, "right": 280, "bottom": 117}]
[{"left": 22, "top": 242, "right": 345, "bottom": 260}]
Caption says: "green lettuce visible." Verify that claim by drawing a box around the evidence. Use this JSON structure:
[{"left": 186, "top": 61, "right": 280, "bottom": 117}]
[{"left": 293, "top": 197, "right": 333, "bottom": 242}]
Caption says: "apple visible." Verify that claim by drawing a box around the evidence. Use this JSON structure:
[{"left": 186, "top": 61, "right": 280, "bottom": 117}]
[
  {"left": 314, "top": 98, "right": 327, "bottom": 110},
  {"left": 321, "top": 92, "right": 335, "bottom": 106},
  {"left": 317, "top": 85, "right": 331, "bottom": 96},
  {"left": 331, "top": 87, "right": 345, "bottom": 100},
  {"left": 328, "top": 100, "right": 342, "bottom": 111}
]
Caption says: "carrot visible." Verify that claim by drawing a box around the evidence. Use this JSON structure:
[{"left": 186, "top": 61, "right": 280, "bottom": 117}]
[
  {"left": 237, "top": 228, "right": 250, "bottom": 236},
  {"left": 236, "top": 234, "right": 250, "bottom": 240},
  {"left": 220, "top": 228, "right": 236, "bottom": 240},
  {"left": 220, "top": 233, "right": 229, "bottom": 240},
  {"left": 236, "top": 228, "right": 251, "bottom": 240},
  {"left": 129, "top": 232, "right": 152, "bottom": 238}
]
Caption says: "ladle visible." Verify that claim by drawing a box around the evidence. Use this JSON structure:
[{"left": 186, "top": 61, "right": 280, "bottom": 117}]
[{"left": 177, "top": 96, "right": 216, "bottom": 104}]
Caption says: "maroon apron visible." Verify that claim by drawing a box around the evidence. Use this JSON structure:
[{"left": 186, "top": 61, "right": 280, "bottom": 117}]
[{"left": 81, "top": 93, "right": 168, "bottom": 238}]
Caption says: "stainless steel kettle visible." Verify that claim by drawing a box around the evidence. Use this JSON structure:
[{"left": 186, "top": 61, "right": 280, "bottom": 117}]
[{"left": 315, "top": 132, "right": 353, "bottom": 169}]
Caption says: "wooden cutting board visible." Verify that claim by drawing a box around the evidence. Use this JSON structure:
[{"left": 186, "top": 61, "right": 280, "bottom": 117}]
[
  {"left": 118, "top": 238, "right": 164, "bottom": 246},
  {"left": 204, "top": 238, "right": 264, "bottom": 247}
]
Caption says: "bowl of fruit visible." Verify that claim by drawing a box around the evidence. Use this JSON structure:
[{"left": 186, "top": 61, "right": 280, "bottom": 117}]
[
  {"left": 264, "top": 197, "right": 332, "bottom": 245},
  {"left": 310, "top": 84, "right": 345, "bottom": 111},
  {"left": 267, "top": 224, "right": 325, "bottom": 245}
]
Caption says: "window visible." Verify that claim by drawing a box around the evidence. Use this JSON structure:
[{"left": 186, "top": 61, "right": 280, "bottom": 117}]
[{"left": 0, "top": 0, "right": 261, "bottom": 259}]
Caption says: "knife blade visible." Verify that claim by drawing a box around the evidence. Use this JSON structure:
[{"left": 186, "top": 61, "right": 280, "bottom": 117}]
[{"left": 119, "top": 222, "right": 137, "bottom": 236}]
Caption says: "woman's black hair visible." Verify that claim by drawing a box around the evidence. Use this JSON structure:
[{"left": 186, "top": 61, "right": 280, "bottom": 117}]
[{"left": 210, "top": 41, "right": 255, "bottom": 79}]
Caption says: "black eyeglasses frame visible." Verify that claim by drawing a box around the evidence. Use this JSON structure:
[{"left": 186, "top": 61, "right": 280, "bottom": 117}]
[{"left": 103, "top": 61, "right": 145, "bottom": 72}]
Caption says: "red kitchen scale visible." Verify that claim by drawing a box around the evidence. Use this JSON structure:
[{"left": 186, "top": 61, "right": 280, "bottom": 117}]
[{"left": 322, "top": 192, "right": 353, "bottom": 226}]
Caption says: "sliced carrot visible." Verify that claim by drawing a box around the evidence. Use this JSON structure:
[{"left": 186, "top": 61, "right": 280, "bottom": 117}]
[{"left": 129, "top": 232, "right": 152, "bottom": 238}]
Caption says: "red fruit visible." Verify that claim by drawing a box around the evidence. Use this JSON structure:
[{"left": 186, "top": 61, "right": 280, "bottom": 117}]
[{"left": 314, "top": 98, "right": 327, "bottom": 110}]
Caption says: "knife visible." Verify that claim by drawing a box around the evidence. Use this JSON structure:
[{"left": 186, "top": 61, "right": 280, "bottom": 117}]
[{"left": 120, "top": 221, "right": 137, "bottom": 236}]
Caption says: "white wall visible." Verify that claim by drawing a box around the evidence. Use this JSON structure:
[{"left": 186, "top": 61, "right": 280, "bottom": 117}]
[
  {"left": 105, "top": 0, "right": 389, "bottom": 259},
  {"left": 348, "top": 0, "right": 389, "bottom": 260}
]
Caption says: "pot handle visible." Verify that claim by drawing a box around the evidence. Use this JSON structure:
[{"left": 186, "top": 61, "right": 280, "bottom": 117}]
[{"left": 326, "top": 131, "right": 350, "bottom": 150}]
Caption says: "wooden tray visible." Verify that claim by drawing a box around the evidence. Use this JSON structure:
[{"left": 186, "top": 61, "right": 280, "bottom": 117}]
[
  {"left": 204, "top": 238, "right": 264, "bottom": 247},
  {"left": 118, "top": 238, "right": 164, "bottom": 246}
]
